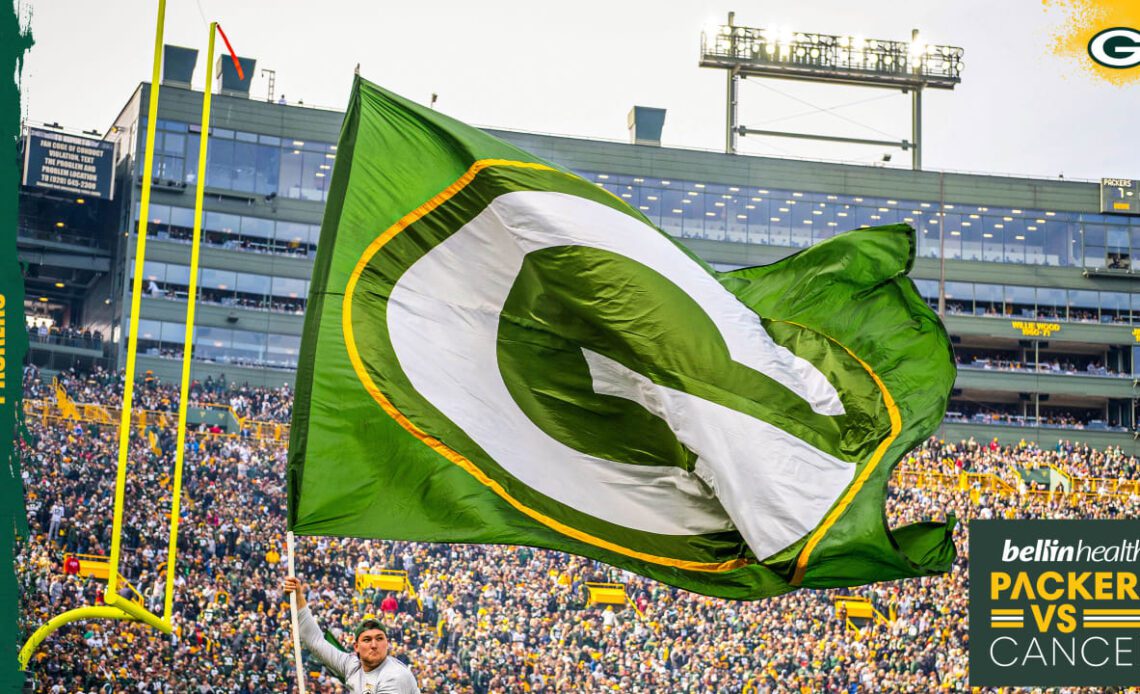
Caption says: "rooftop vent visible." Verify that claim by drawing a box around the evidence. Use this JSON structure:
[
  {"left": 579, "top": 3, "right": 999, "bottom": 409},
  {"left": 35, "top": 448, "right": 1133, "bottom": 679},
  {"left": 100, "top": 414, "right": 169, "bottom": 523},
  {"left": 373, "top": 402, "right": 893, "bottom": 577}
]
[
  {"left": 215, "top": 55, "right": 257, "bottom": 98},
  {"left": 162, "top": 45, "right": 198, "bottom": 88},
  {"left": 628, "top": 106, "right": 666, "bottom": 147}
]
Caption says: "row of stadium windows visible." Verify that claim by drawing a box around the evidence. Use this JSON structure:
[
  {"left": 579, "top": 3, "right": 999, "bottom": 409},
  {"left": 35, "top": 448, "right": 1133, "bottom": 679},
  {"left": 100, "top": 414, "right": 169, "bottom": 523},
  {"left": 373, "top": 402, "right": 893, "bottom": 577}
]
[
  {"left": 133, "top": 318, "right": 300, "bottom": 370},
  {"left": 134, "top": 203, "right": 320, "bottom": 258},
  {"left": 134, "top": 130, "right": 1139, "bottom": 273},
  {"left": 910, "top": 279, "right": 1140, "bottom": 324},
  {"left": 580, "top": 172, "right": 1139, "bottom": 270},
  {"left": 130, "top": 260, "right": 309, "bottom": 314},
  {"left": 141, "top": 118, "right": 337, "bottom": 202}
]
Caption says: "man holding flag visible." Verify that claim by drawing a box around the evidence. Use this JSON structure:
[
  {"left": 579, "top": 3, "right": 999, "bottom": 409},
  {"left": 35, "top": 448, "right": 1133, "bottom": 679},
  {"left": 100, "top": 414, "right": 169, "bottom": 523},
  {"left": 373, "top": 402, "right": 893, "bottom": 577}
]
[{"left": 282, "top": 576, "right": 421, "bottom": 693}]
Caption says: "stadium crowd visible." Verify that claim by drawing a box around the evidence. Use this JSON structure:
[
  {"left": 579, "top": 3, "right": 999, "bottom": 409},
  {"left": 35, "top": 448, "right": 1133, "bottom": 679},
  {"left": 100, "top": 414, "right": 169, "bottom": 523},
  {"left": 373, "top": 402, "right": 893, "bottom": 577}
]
[
  {"left": 16, "top": 365, "right": 1140, "bottom": 692},
  {"left": 26, "top": 324, "right": 106, "bottom": 351}
]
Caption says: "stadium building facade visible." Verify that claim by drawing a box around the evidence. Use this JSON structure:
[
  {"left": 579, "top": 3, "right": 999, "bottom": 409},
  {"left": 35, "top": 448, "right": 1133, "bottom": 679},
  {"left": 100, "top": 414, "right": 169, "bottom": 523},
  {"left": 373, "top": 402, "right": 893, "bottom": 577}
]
[{"left": 18, "top": 50, "right": 1140, "bottom": 453}]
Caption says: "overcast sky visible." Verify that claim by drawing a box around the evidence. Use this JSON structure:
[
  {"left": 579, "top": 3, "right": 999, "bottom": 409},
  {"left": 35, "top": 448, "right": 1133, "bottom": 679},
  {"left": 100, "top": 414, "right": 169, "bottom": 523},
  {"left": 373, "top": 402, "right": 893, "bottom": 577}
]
[{"left": 17, "top": 0, "right": 1140, "bottom": 181}]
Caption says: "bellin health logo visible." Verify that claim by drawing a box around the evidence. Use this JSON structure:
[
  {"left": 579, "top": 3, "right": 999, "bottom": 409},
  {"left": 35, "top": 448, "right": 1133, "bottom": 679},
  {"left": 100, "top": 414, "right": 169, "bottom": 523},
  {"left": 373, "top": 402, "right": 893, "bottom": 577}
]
[{"left": 971, "top": 520, "right": 1140, "bottom": 688}]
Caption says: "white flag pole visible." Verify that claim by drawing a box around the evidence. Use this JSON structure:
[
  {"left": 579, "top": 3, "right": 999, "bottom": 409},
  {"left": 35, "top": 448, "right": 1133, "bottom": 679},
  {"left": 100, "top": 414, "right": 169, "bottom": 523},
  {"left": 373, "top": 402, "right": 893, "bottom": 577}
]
[{"left": 287, "top": 531, "right": 307, "bottom": 694}]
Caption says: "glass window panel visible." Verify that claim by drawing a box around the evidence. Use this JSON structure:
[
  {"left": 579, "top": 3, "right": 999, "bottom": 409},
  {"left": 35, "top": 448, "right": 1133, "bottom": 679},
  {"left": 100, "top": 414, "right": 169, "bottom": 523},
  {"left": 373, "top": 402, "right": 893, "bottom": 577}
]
[
  {"left": 165, "top": 264, "right": 190, "bottom": 286},
  {"left": 940, "top": 219, "right": 961, "bottom": 260},
  {"left": 170, "top": 207, "right": 195, "bottom": 230},
  {"left": 1004, "top": 285, "right": 1036, "bottom": 318},
  {"left": 974, "top": 283, "right": 1003, "bottom": 316},
  {"left": 302, "top": 150, "right": 329, "bottom": 201},
  {"left": 630, "top": 186, "right": 655, "bottom": 227},
  {"left": 1059, "top": 217, "right": 1080, "bottom": 266},
  {"left": 747, "top": 196, "right": 770, "bottom": 245},
  {"left": 212, "top": 128, "right": 234, "bottom": 139},
  {"left": 203, "top": 211, "right": 241, "bottom": 234},
  {"left": 242, "top": 216, "right": 275, "bottom": 241},
  {"left": 236, "top": 272, "right": 271, "bottom": 296},
  {"left": 255, "top": 144, "right": 280, "bottom": 196},
  {"left": 812, "top": 204, "right": 837, "bottom": 243},
  {"left": 952, "top": 214, "right": 979, "bottom": 261},
  {"left": 279, "top": 147, "right": 304, "bottom": 199},
  {"left": 1039, "top": 220, "right": 1066, "bottom": 266},
  {"left": 702, "top": 194, "right": 727, "bottom": 242},
  {"left": 147, "top": 204, "right": 170, "bottom": 225},
  {"left": 231, "top": 141, "right": 258, "bottom": 193},
  {"left": 205, "top": 136, "right": 235, "bottom": 189},
  {"left": 943, "top": 281, "right": 972, "bottom": 315},
  {"left": 1101, "top": 291, "right": 1130, "bottom": 323},
  {"left": 769, "top": 204, "right": 790, "bottom": 246},
  {"left": 911, "top": 278, "right": 938, "bottom": 299},
  {"left": 1003, "top": 226, "right": 1026, "bottom": 263},
  {"left": 272, "top": 276, "right": 307, "bottom": 299},
  {"left": 183, "top": 141, "right": 199, "bottom": 186},
  {"left": 195, "top": 326, "right": 232, "bottom": 360},
  {"left": 940, "top": 214, "right": 970, "bottom": 261},
  {"left": 1037, "top": 288, "right": 1065, "bottom": 320},
  {"left": 160, "top": 321, "right": 185, "bottom": 344},
  {"left": 1068, "top": 289, "right": 1099, "bottom": 322},
  {"left": 1084, "top": 224, "right": 1106, "bottom": 246},
  {"left": 724, "top": 193, "right": 747, "bottom": 243},
  {"left": 659, "top": 189, "right": 685, "bottom": 237},
  {"left": 235, "top": 131, "right": 258, "bottom": 143},
  {"left": 1107, "top": 227, "right": 1129, "bottom": 249},
  {"left": 275, "top": 221, "right": 309, "bottom": 244},
  {"left": 1017, "top": 218, "right": 1042, "bottom": 264},
  {"left": 917, "top": 216, "right": 939, "bottom": 259},
  {"left": 159, "top": 132, "right": 185, "bottom": 155},
  {"left": 267, "top": 334, "right": 301, "bottom": 366},
  {"left": 154, "top": 156, "right": 184, "bottom": 183},
  {"left": 977, "top": 220, "right": 1000, "bottom": 261},
  {"left": 683, "top": 190, "right": 706, "bottom": 239},
  {"left": 200, "top": 268, "right": 237, "bottom": 291},
  {"left": 142, "top": 260, "right": 165, "bottom": 282},
  {"left": 229, "top": 329, "right": 266, "bottom": 361},
  {"left": 135, "top": 319, "right": 162, "bottom": 341},
  {"left": 258, "top": 134, "right": 281, "bottom": 146},
  {"left": 876, "top": 205, "right": 900, "bottom": 225},
  {"left": 789, "top": 206, "right": 812, "bottom": 248},
  {"left": 854, "top": 205, "right": 876, "bottom": 229}
]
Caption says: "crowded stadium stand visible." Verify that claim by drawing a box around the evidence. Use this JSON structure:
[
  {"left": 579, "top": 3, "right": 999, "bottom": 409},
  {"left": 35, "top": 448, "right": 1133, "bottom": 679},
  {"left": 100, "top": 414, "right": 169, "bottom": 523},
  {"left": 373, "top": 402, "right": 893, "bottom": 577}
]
[{"left": 17, "top": 364, "right": 1140, "bottom": 691}]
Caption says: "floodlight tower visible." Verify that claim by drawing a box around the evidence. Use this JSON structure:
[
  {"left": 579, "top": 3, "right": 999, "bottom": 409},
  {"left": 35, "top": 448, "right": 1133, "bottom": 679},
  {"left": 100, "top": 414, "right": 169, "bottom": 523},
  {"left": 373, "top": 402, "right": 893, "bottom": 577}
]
[{"left": 700, "top": 12, "right": 964, "bottom": 170}]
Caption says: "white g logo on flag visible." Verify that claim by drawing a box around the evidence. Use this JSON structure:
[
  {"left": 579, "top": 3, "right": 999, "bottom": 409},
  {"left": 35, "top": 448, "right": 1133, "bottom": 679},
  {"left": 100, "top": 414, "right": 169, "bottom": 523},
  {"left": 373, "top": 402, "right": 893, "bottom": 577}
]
[{"left": 387, "top": 191, "right": 859, "bottom": 560}]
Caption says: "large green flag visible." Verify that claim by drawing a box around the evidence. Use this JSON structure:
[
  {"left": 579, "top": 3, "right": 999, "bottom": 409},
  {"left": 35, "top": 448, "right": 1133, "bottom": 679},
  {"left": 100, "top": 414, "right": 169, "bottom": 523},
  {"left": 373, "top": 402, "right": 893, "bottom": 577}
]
[{"left": 287, "top": 77, "right": 957, "bottom": 600}]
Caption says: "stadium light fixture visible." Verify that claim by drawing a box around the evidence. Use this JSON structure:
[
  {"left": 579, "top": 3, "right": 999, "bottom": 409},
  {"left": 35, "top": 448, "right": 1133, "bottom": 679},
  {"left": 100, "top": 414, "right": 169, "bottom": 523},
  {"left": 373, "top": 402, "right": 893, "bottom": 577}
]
[{"left": 701, "top": 14, "right": 964, "bottom": 169}]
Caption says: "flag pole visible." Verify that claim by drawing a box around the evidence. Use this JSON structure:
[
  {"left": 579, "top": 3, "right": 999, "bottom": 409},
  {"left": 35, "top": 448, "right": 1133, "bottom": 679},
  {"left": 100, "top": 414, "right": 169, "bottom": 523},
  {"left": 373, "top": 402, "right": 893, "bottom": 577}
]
[{"left": 287, "top": 531, "right": 308, "bottom": 693}]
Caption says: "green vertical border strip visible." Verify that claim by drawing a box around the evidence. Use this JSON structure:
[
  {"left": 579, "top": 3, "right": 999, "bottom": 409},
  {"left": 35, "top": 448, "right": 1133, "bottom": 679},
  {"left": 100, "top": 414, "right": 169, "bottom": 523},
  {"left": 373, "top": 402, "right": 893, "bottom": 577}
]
[{"left": 1, "top": 0, "right": 32, "bottom": 686}]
